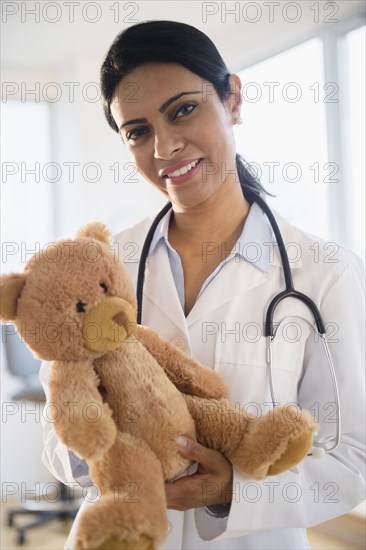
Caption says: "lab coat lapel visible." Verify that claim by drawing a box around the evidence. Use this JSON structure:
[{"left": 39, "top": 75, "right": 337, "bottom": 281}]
[
  {"left": 186, "top": 259, "right": 268, "bottom": 327},
  {"left": 186, "top": 209, "right": 302, "bottom": 326},
  {"left": 143, "top": 242, "right": 188, "bottom": 334}
]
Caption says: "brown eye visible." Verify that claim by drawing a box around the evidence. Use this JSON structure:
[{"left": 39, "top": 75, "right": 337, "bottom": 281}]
[
  {"left": 76, "top": 302, "right": 86, "bottom": 313},
  {"left": 100, "top": 283, "right": 108, "bottom": 293},
  {"left": 126, "top": 127, "right": 149, "bottom": 141},
  {"left": 174, "top": 103, "right": 196, "bottom": 119}
]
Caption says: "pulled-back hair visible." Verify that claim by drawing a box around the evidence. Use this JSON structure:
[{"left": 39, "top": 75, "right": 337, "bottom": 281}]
[{"left": 100, "top": 20, "right": 267, "bottom": 194}]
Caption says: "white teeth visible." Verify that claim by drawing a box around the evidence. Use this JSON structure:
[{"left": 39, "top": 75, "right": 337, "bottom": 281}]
[{"left": 167, "top": 159, "right": 200, "bottom": 178}]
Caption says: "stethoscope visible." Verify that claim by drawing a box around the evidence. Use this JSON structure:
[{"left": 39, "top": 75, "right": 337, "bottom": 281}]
[{"left": 136, "top": 183, "right": 341, "bottom": 458}]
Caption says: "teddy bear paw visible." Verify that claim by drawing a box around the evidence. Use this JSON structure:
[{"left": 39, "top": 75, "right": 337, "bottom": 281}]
[{"left": 71, "top": 417, "right": 117, "bottom": 462}]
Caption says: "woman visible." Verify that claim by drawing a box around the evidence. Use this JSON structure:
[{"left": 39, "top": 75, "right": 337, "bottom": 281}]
[{"left": 40, "top": 20, "right": 365, "bottom": 550}]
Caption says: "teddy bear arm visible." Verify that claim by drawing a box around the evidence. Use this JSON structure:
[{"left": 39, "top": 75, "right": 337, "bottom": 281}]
[
  {"left": 134, "top": 325, "right": 228, "bottom": 399},
  {"left": 49, "top": 360, "right": 117, "bottom": 461}
]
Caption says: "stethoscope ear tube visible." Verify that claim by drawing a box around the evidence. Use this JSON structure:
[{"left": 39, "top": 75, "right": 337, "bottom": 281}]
[{"left": 136, "top": 201, "right": 172, "bottom": 324}]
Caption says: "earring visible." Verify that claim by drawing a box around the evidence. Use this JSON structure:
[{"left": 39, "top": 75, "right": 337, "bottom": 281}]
[{"left": 236, "top": 116, "right": 243, "bottom": 125}]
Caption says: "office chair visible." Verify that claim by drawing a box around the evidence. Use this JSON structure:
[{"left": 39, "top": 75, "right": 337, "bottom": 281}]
[{"left": 2, "top": 327, "right": 82, "bottom": 545}]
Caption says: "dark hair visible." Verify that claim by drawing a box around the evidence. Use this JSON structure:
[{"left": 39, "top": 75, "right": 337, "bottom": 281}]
[{"left": 100, "top": 20, "right": 268, "bottom": 195}]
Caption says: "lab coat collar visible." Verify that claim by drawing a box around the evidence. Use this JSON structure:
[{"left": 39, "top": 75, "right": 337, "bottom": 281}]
[
  {"left": 115, "top": 202, "right": 303, "bottom": 331},
  {"left": 147, "top": 202, "right": 303, "bottom": 272},
  {"left": 143, "top": 202, "right": 273, "bottom": 329},
  {"left": 148, "top": 201, "right": 273, "bottom": 274}
]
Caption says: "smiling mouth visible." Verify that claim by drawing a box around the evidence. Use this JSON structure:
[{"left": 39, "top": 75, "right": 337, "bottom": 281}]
[{"left": 163, "top": 158, "right": 203, "bottom": 179}]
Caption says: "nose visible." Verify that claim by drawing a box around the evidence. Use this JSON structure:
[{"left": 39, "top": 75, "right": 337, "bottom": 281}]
[
  {"left": 153, "top": 123, "right": 184, "bottom": 160},
  {"left": 112, "top": 311, "right": 126, "bottom": 326}
]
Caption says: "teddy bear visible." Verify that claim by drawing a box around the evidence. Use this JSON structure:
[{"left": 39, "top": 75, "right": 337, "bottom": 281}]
[{"left": 0, "top": 222, "right": 318, "bottom": 550}]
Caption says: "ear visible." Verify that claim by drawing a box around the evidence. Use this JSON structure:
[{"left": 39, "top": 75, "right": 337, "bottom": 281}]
[
  {"left": 0, "top": 273, "right": 26, "bottom": 321},
  {"left": 226, "top": 74, "right": 242, "bottom": 123},
  {"left": 76, "top": 222, "right": 111, "bottom": 245}
]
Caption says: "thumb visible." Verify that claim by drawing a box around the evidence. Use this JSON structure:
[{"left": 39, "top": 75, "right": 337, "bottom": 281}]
[{"left": 175, "top": 436, "right": 215, "bottom": 467}]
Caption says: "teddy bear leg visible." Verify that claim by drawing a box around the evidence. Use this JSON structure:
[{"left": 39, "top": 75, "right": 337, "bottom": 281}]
[
  {"left": 74, "top": 432, "right": 168, "bottom": 550},
  {"left": 182, "top": 395, "right": 251, "bottom": 456},
  {"left": 183, "top": 396, "right": 317, "bottom": 480}
]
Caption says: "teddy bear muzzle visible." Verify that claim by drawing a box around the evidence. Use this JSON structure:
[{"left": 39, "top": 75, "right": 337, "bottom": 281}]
[{"left": 82, "top": 296, "right": 137, "bottom": 352}]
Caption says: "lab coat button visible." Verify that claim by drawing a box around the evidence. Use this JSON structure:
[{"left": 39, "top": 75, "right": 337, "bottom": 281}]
[{"left": 170, "top": 336, "right": 186, "bottom": 351}]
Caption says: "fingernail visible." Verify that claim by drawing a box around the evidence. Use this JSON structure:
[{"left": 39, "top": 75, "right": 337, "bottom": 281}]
[{"left": 175, "top": 435, "right": 188, "bottom": 448}]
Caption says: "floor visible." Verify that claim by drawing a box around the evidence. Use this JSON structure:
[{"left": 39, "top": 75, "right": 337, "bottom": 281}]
[
  {"left": 1, "top": 509, "right": 71, "bottom": 550},
  {"left": 1, "top": 501, "right": 364, "bottom": 550}
]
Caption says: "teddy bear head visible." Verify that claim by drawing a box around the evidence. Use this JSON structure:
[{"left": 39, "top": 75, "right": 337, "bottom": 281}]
[{"left": 0, "top": 223, "right": 137, "bottom": 361}]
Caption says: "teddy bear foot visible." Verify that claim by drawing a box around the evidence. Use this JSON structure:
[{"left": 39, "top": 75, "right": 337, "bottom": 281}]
[
  {"left": 74, "top": 489, "right": 167, "bottom": 550},
  {"left": 96, "top": 534, "right": 153, "bottom": 550},
  {"left": 267, "top": 430, "right": 314, "bottom": 476},
  {"left": 230, "top": 406, "right": 318, "bottom": 480}
]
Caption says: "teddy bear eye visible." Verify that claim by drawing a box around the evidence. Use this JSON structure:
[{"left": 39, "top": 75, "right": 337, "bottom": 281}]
[
  {"left": 76, "top": 301, "right": 87, "bottom": 313},
  {"left": 100, "top": 282, "right": 108, "bottom": 293}
]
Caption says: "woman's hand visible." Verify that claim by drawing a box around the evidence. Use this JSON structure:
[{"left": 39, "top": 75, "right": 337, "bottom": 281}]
[{"left": 165, "top": 436, "right": 233, "bottom": 511}]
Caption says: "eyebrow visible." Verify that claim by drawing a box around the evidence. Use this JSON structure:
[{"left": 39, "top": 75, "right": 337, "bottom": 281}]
[{"left": 119, "top": 91, "right": 202, "bottom": 131}]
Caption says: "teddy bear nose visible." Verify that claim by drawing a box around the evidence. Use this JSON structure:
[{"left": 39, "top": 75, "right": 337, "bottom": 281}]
[{"left": 112, "top": 312, "right": 126, "bottom": 326}]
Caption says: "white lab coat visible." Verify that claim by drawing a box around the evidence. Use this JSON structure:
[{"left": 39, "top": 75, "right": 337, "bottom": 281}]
[{"left": 40, "top": 207, "right": 365, "bottom": 550}]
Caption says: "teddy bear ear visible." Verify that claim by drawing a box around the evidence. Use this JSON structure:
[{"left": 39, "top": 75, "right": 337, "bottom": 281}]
[
  {"left": 76, "top": 222, "right": 111, "bottom": 245},
  {"left": 0, "top": 273, "right": 26, "bottom": 321}
]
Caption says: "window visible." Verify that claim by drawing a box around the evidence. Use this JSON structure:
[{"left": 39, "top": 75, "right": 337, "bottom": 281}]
[
  {"left": 234, "top": 24, "right": 365, "bottom": 261},
  {"left": 235, "top": 39, "right": 329, "bottom": 238},
  {"left": 1, "top": 101, "right": 53, "bottom": 273},
  {"left": 339, "top": 25, "right": 365, "bottom": 259}
]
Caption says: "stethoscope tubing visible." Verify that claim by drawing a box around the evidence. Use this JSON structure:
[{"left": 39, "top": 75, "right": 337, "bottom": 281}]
[
  {"left": 243, "top": 186, "right": 327, "bottom": 337},
  {"left": 136, "top": 201, "right": 171, "bottom": 325}
]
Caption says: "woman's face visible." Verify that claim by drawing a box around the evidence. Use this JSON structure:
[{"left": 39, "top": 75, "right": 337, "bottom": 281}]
[{"left": 110, "top": 62, "right": 241, "bottom": 210}]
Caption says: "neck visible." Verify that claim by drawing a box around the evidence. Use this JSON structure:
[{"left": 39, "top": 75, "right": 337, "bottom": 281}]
[{"left": 168, "top": 179, "right": 250, "bottom": 252}]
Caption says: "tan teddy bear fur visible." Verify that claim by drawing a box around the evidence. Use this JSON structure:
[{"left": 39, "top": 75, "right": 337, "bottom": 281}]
[{"left": 0, "top": 222, "right": 317, "bottom": 550}]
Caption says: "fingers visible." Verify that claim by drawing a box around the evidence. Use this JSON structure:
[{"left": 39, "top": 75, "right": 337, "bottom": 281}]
[
  {"left": 166, "top": 435, "right": 233, "bottom": 510},
  {"left": 165, "top": 438, "right": 234, "bottom": 511},
  {"left": 165, "top": 472, "right": 219, "bottom": 511},
  {"left": 165, "top": 474, "right": 196, "bottom": 510},
  {"left": 165, "top": 469, "right": 232, "bottom": 511}
]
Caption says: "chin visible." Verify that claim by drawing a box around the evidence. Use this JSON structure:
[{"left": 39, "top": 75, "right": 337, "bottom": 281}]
[{"left": 171, "top": 193, "right": 217, "bottom": 211}]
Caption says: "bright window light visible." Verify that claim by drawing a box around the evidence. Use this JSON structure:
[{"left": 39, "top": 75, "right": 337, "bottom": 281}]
[
  {"left": 1, "top": 101, "right": 53, "bottom": 273},
  {"left": 235, "top": 39, "right": 330, "bottom": 240},
  {"left": 340, "top": 25, "right": 365, "bottom": 260}
]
